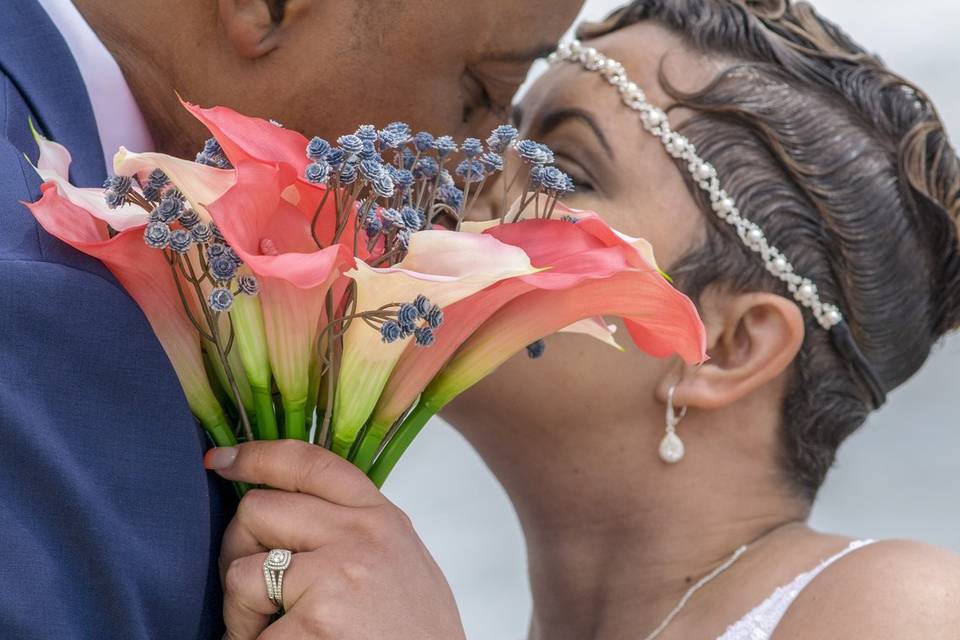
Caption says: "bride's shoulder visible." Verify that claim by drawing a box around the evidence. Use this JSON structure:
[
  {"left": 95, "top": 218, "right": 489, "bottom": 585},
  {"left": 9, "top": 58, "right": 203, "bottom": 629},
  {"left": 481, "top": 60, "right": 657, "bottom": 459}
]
[{"left": 773, "top": 540, "right": 960, "bottom": 639}]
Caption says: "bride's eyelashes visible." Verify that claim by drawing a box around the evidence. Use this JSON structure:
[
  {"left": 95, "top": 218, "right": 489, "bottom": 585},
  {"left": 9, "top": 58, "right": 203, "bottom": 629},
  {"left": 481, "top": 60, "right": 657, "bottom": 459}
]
[{"left": 554, "top": 154, "right": 596, "bottom": 193}]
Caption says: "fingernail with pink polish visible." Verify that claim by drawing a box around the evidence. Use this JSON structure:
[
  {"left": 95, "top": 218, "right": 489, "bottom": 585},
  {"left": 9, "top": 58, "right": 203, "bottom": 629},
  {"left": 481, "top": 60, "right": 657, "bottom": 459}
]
[{"left": 204, "top": 446, "right": 238, "bottom": 470}]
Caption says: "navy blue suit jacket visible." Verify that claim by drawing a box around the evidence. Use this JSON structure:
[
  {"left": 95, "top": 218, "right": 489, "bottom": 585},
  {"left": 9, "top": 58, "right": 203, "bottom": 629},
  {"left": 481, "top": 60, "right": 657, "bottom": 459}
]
[{"left": 0, "top": 1, "right": 234, "bottom": 637}]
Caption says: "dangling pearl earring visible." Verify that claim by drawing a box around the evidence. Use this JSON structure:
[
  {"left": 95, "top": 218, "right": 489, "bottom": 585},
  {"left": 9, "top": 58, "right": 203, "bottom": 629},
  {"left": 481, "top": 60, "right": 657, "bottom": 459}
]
[{"left": 659, "top": 385, "right": 687, "bottom": 464}]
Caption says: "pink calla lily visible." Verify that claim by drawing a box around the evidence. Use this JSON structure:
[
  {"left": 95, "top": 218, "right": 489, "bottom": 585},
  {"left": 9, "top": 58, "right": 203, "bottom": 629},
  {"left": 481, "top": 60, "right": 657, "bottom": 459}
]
[
  {"left": 28, "top": 125, "right": 148, "bottom": 231},
  {"left": 204, "top": 160, "right": 353, "bottom": 440},
  {"left": 182, "top": 100, "right": 310, "bottom": 180},
  {"left": 368, "top": 216, "right": 657, "bottom": 435},
  {"left": 334, "top": 229, "right": 540, "bottom": 460},
  {"left": 364, "top": 214, "right": 706, "bottom": 482},
  {"left": 25, "top": 184, "right": 234, "bottom": 446}
]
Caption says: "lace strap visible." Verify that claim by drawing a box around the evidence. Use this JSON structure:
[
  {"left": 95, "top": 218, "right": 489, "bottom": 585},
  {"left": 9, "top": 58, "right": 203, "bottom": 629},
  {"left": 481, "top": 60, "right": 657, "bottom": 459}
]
[{"left": 717, "top": 539, "right": 877, "bottom": 639}]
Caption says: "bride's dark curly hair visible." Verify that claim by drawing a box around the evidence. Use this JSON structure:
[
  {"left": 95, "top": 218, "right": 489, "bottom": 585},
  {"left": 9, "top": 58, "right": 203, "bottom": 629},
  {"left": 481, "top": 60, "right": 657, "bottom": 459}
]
[{"left": 580, "top": 0, "right": 960, "bottom": 500}]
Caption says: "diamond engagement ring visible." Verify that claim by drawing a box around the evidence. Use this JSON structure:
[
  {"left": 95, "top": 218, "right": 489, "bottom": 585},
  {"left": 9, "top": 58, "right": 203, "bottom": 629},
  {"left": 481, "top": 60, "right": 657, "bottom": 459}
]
[{"left": 263, "top": 549, "right": 292, "bottom": 611}]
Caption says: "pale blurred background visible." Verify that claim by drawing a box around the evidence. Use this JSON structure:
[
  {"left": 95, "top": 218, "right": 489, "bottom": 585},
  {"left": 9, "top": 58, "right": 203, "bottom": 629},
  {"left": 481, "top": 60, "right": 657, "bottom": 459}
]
[{"left": 382, "top": 2, "right": 960, "bottom": 638}]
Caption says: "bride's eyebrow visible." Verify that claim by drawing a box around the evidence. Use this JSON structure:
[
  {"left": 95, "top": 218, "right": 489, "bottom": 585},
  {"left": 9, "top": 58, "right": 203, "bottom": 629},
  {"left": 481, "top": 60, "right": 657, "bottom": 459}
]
[{"left": 537, "top": 107, "right": 614, "bottom": 158}]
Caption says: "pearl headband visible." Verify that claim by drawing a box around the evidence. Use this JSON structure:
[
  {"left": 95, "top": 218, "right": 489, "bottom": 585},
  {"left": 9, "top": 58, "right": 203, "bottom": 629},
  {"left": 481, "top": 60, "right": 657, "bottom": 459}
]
[{"left": 549, "top": 40, "right": 887, "bottom": 408}]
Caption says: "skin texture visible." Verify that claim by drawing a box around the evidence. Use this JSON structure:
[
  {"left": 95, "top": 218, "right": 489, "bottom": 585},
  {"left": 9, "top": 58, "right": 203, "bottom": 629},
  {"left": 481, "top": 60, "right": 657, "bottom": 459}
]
[
  {"left": 448, "top": 21, "right": 960, "bottom": 640},
  {"left": 72, "top": 0, "right": 583, "bottom": 158}
]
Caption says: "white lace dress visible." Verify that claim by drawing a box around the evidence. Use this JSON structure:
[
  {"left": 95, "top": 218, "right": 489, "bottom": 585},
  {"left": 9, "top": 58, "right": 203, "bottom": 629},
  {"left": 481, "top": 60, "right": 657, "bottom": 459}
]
[{"left": 717, "top": 539, "right": 876, "bottom": 639}]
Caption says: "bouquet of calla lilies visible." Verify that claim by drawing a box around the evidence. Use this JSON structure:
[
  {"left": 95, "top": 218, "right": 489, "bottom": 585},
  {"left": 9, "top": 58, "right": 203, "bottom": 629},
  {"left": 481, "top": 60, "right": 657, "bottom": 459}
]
[{"left": 24, "top": 102, "right": 706, "bottom": 489}]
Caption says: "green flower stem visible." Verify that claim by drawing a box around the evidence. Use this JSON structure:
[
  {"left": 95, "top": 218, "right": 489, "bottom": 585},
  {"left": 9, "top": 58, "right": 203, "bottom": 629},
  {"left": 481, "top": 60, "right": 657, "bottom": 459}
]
[
  {"left": 351, "top": 420, "right": 391, "bottom": 473},
  {"left": 252, "top": 386, "right": 279, "bottom": 440},
  {"left": 283, "top": 399, "right": 308, "bottom": 441},
  {"left": 367, "top": 396, "right": 443, "bottom": 488}
]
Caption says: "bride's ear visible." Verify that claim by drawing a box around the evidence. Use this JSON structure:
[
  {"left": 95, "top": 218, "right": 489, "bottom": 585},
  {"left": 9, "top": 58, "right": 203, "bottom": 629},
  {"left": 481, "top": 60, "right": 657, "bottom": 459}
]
[
  {"left": 218, "top": 0, "right": 312, "bottom": 59},
  {"left": 659, "top": 288, "right": 805, "bottom": 410}
]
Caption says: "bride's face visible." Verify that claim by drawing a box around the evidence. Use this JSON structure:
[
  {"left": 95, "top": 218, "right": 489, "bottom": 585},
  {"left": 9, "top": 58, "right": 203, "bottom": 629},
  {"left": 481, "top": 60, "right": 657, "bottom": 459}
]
[{"left": 445, "top": 23, "right": 726, "bottom": 484}]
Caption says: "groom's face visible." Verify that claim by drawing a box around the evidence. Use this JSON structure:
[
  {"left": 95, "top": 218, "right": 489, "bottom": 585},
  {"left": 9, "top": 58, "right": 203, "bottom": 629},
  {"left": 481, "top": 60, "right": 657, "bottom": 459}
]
[{"left": 186, "top": 0, "right": 584, "bottom": 144}]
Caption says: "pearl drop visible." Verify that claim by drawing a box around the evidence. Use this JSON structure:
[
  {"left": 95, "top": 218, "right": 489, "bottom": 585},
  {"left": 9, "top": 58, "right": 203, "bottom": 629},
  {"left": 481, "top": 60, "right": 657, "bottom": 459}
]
[{"left": 659, "top": 431, "right": 685, "bottom": 464}]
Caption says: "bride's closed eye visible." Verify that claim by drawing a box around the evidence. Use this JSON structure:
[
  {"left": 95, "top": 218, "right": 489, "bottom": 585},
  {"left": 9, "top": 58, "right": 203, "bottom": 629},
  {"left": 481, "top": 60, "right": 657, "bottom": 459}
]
[{"left": 521, "top": 106, "right": 613, "bottom": 197}]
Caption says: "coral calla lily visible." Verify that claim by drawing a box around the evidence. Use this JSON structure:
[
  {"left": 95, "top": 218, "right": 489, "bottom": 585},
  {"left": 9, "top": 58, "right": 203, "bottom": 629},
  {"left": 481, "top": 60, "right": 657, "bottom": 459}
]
[
  {"left": 335, "top": 230, "right": 540, "bottom": 462},
  {"left": 25, "top": 184, "right": 235, "bottom": 447},
  {"left": 365, "top": 215, "right": 706, "bottom": 484},
  {"left": 367, "top": 216, "right": 658, "bottom": 442},
  {"left": 182, "top": 100, "right": 310, "bottom": 179},
  {"left": 28, "top": 125, "right": 148, "bottom": 231},
  {"left": 204, "top": 160, "right": 353, "bottom": 440}
]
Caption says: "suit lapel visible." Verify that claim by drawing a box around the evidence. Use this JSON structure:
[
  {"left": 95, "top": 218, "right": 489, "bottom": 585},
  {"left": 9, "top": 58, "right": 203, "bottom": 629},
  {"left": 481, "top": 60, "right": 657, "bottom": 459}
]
[{"left": 0, "top": 0, "right": 106, "bottom": 187}]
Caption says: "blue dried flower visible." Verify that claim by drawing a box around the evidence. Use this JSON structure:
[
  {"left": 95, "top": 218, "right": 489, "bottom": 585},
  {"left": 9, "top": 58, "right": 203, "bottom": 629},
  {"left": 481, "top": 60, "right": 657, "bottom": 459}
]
[
  {"left": 207, "top": 243, "right": 228, "bottom": 260},
  {"left": 209, "top": 255, "right": 238, "bottom": 282},
  {"left": 396, "top": 229, "right": 412, "bottom": 250},
  {"left": 147, "top": 168, "right": 169, "bottom": 189},
  {"left": 439, "top": 170, "right": 455, "bottom": 186},
  {"left": 487, "top": 125, "right": 518, "bottom": 153},
  {"left": 355, "top": 124, "right": 378, "bottom": 143},
  {"left": 373, "top": 173, "right": 395, "bottom": 199},
  {"left": 196, "top": 138, "right": 233, "bottom": 169},
  {"left": 413, "top": 294, "right": 431, "bottom": 317},
  {"left": 339, "top": 162, "right": 358, "bottom": 185},
  {"left": 515, "top": 139, "right": 545, "bottom": 164},
  {"left": 393, "top": 169, "right": 415, "bottom": 189},
  {"left": 438, "top": 184, "right": 464, "bottom": 209},
  {"left": 325, "top": 147, "right": 345, "bottom": 169},
  {"left": 364, "top": 212, "right": 383, "bottom": 238},
  {"left": 306, "top": 136, "right": 331, "bottom": 160},
  {"left": 400, "top": 148, "right": 417, "bottom": 170},
  {"left": 526, "top": 339, "right": 546, "bottom": 359},
  {"left": 338, "top": 134, "right": 363, "bottom": 155},
  {"left": 141, "top": 184, "right": 161, "bottom": 202},
  {"left": 381, "top": 208, "right": 403, "bottom": 232},
  {"left": 203, "top": 137, "right": 223, "bottom": 157},
  {"left": 383, "top": 121, "right": 412, "bottom": 141},
  {"left": 541, "top": 166, "right": 570, "bottom": 192},
  {"left": 380, "top": 320, "right": 403, "bottom": 343},
  {"left": 155, "top": 196, "right": 183, "bottom": 223},
  {"left": 143, "top": 222, "right": 171, "bottom": 249},
  {"left": 400, "top": 206, "right": 424, "bottom": 231},
  {"left": 480, "top": 152, "right": 504, "bottom": 173},
  {"left": 462, "top": 138, "right": 483, "bottom": 158},
  {"left": 359, "top": 158, "right": 384, "bottom": 182},
  {"left": 414, "top": 132, "right": 435, "bottom": 153},
  {"left": 425, "top": 305, "right": 444, "bottom": 329},
  {"left": 208, "top": 287, "right": 234, "bottom": 312},
  {"left": 455, "top": 159, "right": 486, "bottom": 182},
  {"left": 191, "top": 223, "right": 213, "bottom": 244},
  {"left": 169, "top": 229, "right": 193, "bottom": 254},
  {"left": 237, "top": 274, "right": 259, "bottom": 296},
  {"left": 414, "top": 326, "right": 436, "bottom": 347},
  {"left": 434, "top": 136, "right": 458, "bottom": 158},
  {"left": 210, "top": 223, "right": 225, "bottom": 242},
  {"left": 529, "top": 164, "right": 545, "bottom": 188},
  {"left": 563, "top": 174, "right": 575, "bottom": 193},
  {"left": 415, "top": 156, "right": 439, "bottom": 180},
  {"left": 305, "top": 161, "right": 331, "bottom": 184},
  {"left": 104, "top": 189, "right": 125, "bottom": 209},
  {"left": 397, "top": 303, "right": 420, "bottom": 329},
  {"left": 178, "top": 207, "right": 201, "bottom": 229},
  {"left": 359, "top": 140, "right": 379, "bottom": 161},
  {"left": 561, "top": 214, "right": 579, "bottom": 224},
  {"left": 103, "top": 175, "right": 133, "bottom": 196}
]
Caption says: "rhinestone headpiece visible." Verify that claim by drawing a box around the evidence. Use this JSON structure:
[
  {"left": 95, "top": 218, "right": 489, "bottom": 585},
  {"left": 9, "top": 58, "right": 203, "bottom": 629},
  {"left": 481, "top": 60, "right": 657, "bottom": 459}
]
[{"left": 549, "top": 39, "right": 887, "bottom": 407}]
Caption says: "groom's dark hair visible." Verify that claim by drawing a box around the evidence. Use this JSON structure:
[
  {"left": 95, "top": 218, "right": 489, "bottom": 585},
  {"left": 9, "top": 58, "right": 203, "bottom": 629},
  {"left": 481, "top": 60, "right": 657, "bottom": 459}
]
[{"left": 581, "top": 0, "right": 960, "bottom": 500}]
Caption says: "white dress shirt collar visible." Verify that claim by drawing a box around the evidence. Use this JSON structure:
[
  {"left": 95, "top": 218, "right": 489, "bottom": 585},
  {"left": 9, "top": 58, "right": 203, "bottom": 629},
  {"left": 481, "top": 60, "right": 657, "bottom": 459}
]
[{"left": 35, "top": 0, "right": 155, "bottom": 174}]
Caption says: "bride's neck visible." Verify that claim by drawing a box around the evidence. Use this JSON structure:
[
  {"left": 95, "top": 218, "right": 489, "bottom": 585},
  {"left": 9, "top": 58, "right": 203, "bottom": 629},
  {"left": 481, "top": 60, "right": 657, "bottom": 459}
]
[{"left": 495, "top": 440, "right": 807, "bottom": 640}]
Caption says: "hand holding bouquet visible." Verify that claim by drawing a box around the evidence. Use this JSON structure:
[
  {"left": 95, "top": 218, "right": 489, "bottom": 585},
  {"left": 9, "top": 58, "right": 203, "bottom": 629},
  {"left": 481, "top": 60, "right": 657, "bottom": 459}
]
[{"left": 25, "top": 102, "right": 706, "bottom": 489}]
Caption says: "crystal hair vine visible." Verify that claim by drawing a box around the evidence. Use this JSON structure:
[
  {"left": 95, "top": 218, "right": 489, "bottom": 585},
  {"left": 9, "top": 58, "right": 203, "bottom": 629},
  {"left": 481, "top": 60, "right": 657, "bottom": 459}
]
[{"left": 549, "top": 39, "right": 887, "bottom": 408}]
